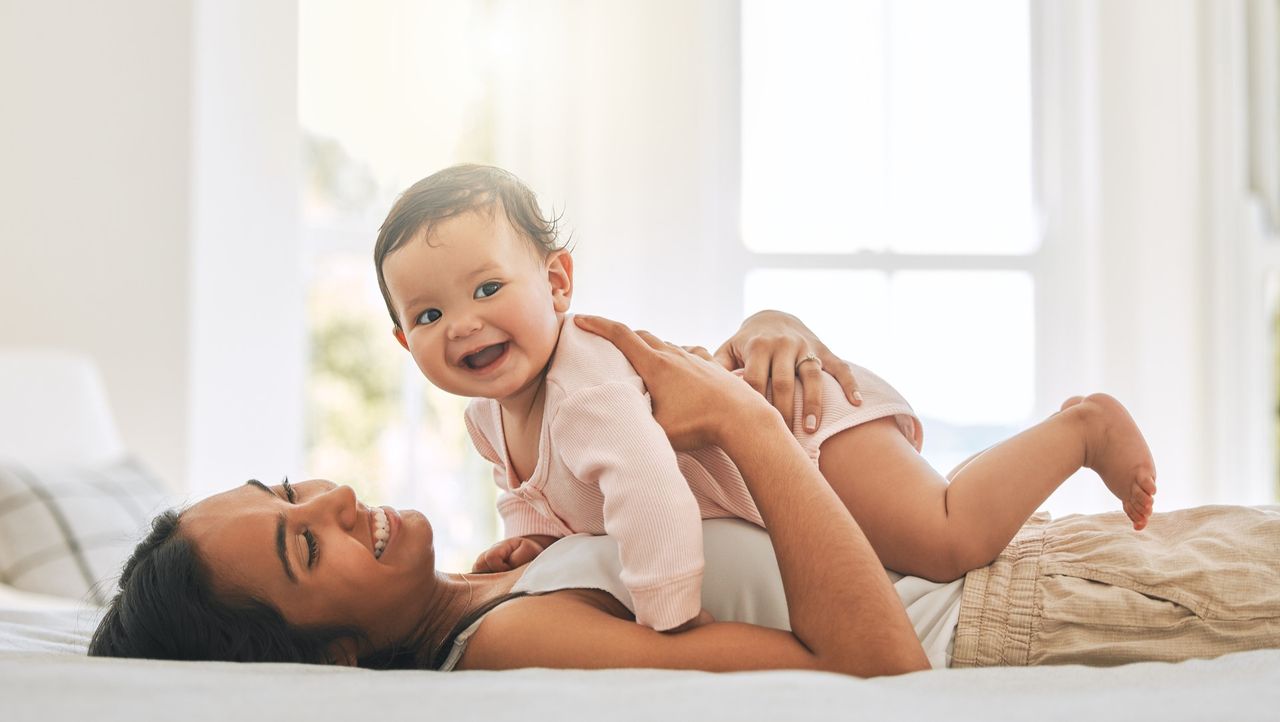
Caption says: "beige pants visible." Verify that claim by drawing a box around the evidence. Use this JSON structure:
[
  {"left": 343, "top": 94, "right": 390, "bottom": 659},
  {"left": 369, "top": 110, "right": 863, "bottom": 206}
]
[{"left": 952, "top": 505, "right": 1280, "bottom": 667}]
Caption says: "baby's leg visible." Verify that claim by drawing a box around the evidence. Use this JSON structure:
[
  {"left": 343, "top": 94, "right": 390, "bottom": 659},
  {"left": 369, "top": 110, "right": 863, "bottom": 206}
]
[{"left": 816, "top": 394, "right": 1157, "bottom": 582}]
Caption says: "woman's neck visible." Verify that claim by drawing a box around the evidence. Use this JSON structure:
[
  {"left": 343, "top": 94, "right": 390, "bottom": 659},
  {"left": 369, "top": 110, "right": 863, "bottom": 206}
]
[{"left": 414, "top": 569, "right": 524, "bottom": 666}]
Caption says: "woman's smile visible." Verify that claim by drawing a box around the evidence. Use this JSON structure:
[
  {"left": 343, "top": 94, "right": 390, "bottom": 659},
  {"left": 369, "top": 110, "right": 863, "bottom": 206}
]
[{"left": 374, "top": 505, "right": 407, "bottom": 560}]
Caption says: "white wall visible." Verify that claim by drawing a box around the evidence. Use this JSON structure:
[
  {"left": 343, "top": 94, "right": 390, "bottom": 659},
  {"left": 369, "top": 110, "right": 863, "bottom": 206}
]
[
  {"left": 187, "top": 0, "right": 304, "bottom": 496},
  {"left": 0, "top": 0, "right": 304, "bottom": 496},
  {"left": 0, "top": 0, "right": 193, "bottom": 488},
  {"left": 1091, "top": 0, "right": 1210, "bottom": 508}
]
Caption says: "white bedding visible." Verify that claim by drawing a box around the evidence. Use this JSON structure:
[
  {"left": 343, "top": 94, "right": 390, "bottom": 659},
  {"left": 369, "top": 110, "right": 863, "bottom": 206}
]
[{"left": 2, "top": 595, "right": 1277, "bottom": 722}]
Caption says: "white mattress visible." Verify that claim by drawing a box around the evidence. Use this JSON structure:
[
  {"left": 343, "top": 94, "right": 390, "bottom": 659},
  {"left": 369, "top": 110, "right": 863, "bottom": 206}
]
[{"left": 3, "top": 589, "right": 1278, "bottom": 722}]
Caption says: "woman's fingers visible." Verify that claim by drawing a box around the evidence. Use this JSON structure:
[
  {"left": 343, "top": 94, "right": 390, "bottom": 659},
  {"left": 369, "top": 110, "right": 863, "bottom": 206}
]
[
  {"left": 818, "top": 347, "right": 862, "bottom": 405},
  {"left": 575, "top": 315, "right": 663, "bottom": 370},
  {"left": 796, "top": 357, "right": 825, "bottom": 433},
  {"left": 711, "top": 341, "right": 737, "bottom": 372},
  {"left": 768, "top": 353, "right": 797, "bottom": 425},
  {"left": 682, "top": 345, "right": 713, "bottom": 361}
]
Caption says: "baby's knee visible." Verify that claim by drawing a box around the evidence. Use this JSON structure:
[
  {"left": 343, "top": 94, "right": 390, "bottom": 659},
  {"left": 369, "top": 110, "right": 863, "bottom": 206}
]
[{"left": 936, "top": 537, "right": 1001, "bottom": 582}]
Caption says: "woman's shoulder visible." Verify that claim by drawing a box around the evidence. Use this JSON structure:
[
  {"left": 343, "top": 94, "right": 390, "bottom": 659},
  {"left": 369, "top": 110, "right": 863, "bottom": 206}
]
[{"left": 453, "top": 588, "right": 626, "bottom": 670}]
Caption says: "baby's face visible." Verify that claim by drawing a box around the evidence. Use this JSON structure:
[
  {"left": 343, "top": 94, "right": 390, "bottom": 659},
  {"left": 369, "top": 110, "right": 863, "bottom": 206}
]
[{"left": 382, "top": 208, "right": 571, "bottom": 403}]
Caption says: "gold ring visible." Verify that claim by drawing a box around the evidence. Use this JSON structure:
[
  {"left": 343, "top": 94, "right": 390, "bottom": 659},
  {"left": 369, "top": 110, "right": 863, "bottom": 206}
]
[{"left": 796, "top": 353, "right": 822, "bottom": 372}]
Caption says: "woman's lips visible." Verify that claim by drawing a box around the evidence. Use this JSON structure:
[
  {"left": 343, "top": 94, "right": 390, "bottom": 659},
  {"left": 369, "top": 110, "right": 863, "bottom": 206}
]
[{"left": 384, "top": 506, "right": 401, "bottom": 554}]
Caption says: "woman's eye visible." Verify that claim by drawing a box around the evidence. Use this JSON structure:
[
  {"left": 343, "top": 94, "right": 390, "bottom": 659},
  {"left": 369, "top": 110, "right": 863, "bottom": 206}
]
[
  {"left": 282, "top": 478, "right": 297, "bottom": 503},
  {"left": 474, "top": 281, "right": 502, "bottom": 299},
  {"left": 304, "top": 530, "right": 318, "bottom": 568},
  {"left": 416, "top": 308, "right": 442, "bottom": 326}
]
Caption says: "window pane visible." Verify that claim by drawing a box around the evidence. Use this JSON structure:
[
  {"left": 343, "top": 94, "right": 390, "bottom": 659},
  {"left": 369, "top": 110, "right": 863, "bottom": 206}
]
[
  {"left": 304, "top": 253, "right": 405, "bottom": 506},
  {"left": 744, "top": 269, "right": 1034, "bottom": 473},
  {"left": 889, "top": 271, "right": 1034, "bottom": 424},
  {"left": 301, "top": 1, "right": 501, "bottom": 569},
  {"left": 1272, "top": 270, "right": 1280, "bottom": 500},
  {"left": 299, "top": 0, "right": 493, "bottom": 228},
  {"left": 304, "top": 252, "right": 497, "bottom": 572},
  {"left": 742, "top": 0, "right": 1036, "bottom": 255}
]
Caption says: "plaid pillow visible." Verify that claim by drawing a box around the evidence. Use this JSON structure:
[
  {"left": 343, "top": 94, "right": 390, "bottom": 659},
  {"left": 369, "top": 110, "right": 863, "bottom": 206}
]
[{"left": 0, "top": 457, "right": 172, "bottom": 605}]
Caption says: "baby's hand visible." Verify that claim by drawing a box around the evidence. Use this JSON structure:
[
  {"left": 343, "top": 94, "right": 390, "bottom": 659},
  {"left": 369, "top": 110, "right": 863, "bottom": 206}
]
[{"left": 472, "top": 535, "right": 553, "bottom": 573}]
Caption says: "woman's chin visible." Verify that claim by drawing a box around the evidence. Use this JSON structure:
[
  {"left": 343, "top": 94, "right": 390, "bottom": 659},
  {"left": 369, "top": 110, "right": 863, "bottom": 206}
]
[{"left": 404, "top": 508, "right": 434, "bottom": 550}]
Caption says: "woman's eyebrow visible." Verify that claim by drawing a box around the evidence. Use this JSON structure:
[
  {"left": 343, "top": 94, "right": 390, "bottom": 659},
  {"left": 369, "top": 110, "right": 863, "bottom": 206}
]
[{"left": 244, "top": 479, "right": 297, "bottom": 584}]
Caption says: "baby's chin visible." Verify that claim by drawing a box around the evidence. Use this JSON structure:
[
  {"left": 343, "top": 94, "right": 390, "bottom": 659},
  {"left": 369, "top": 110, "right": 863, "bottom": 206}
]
[{"left": 440, "top": 357, "right": 549, "bottom": 402}]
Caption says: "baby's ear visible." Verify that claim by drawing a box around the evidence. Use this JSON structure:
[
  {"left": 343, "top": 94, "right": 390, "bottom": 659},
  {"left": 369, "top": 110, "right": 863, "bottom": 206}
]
[
  {"left": 547, "top": 250, "right": 574, "bottom": 312},
  {"left": 392, "top": 326, "right": 410, "bottom": 351}
]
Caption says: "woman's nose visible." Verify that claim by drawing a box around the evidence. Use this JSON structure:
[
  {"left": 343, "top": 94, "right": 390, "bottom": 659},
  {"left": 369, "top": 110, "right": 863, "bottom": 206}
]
[{"left": 307, "top": 483, "right": 358, "bottom": 530}]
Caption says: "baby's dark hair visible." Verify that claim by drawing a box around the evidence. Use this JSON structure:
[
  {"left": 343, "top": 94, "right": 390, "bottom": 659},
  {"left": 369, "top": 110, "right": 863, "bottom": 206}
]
[{"left": 373, "top": 164, "right": 566, "bottom": 329}]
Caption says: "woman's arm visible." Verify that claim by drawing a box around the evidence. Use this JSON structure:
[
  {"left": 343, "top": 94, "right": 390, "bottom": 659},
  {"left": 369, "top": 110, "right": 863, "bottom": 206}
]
[
  {"left": 714, "top": 309, "right": 862, "bottom": 430},
  {"left": 557, "top": 315, "right": 929, "bottom": 677}
]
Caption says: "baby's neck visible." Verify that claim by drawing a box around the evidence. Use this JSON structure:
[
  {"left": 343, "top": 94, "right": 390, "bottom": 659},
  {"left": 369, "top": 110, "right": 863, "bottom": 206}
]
[
  {"left": 495, "top": 368, "right": 550, "bottom": 426},
  {"left": 493, "top": 314, "right": 564, "bottom": 425}
]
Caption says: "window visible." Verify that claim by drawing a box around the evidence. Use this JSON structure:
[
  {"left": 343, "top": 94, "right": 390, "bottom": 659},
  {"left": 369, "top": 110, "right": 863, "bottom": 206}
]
[
  {"left": 1248, "top": 0, "right": 1280, "bottom": 498},
  {"left": 741, "top": 0, "right": 1038, "bottom": 477},
  {"left": 298, "top": 0, "right": 505, "bottom": 570}
]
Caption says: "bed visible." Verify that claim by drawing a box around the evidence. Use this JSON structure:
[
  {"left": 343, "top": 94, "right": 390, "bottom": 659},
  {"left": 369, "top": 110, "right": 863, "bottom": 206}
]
[
  {"left": 3, "top": 590, "right": 1278, "bottom": 722},
  {"left": 2, "top": 350, "right": 1278, "bottom": 722}
]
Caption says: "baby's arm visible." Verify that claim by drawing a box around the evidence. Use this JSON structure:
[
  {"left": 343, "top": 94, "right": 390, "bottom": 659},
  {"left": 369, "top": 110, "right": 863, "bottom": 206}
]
[
  {"left": 555, "top": 381, "right": 707, "bottom": 632},
  {"left": 473, "top": 533, "right": 560, "bottom": 573},
  {"left": 465, "top": 400, "right": 569, "bottom": 572}
]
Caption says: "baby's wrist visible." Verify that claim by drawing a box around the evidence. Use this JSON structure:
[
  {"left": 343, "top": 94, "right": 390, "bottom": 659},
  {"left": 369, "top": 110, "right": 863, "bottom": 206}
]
[{"left": 714, "top": 405, "right": 788, "bottom": 452}]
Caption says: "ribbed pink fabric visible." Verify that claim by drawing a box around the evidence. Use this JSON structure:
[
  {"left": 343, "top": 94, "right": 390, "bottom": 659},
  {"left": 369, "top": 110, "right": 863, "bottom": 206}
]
[{"left": 464, "top": 315, "right": 922, "bottom": 630}]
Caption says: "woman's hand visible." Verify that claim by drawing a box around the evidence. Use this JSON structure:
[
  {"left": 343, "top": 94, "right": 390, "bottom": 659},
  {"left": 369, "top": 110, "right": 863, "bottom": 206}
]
[
  {"left": 574, "top": 315, "right": 773, "bottom": 452},
  {"left": 714, "top": 310, "right": 861, "bottom": 432}
]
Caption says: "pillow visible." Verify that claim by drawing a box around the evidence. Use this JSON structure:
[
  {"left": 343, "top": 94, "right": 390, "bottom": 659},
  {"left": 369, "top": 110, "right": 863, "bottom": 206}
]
[{"left": 0, "top": 457, "right": 173, "bottom": 605}]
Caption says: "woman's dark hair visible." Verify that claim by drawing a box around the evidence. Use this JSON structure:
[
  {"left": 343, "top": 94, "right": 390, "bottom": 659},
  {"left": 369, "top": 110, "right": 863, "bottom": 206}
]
[
  {"left": 373, "top": 163, "right": 568, "bottom": 329},
  {"left": 88, "top": 509, "right": 390, "bottom": 666},
  {"left": 90, "top": 507, "right": 528, "bottom": 669}
]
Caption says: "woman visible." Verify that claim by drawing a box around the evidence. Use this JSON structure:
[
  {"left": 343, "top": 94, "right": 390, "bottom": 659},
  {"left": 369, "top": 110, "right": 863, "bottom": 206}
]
[{"left": 89, "top": 313, "right": 1280, "bottom": 673}]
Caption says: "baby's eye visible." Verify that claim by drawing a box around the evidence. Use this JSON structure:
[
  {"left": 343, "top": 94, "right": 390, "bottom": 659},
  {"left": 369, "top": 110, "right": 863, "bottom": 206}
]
[
  {"left": 474, "top": 281, "right": 502, "bottom": 299},
  {"left": 416, "top": 308, "right": 442, "bottom": 326}
]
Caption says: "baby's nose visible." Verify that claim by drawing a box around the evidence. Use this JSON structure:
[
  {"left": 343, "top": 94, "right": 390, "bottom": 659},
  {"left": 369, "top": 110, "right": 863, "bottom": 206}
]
[{"left": 447, "top": 316, "right": 482, "bottom": 339}]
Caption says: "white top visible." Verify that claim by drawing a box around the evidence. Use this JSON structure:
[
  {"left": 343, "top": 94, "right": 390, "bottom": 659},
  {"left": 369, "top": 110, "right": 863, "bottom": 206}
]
[
  {"left": 439, "top": 518, "right": 963, "bottom": 671},
  {"left": 464, "top": 315, "right": 921, "bottom": 630}
]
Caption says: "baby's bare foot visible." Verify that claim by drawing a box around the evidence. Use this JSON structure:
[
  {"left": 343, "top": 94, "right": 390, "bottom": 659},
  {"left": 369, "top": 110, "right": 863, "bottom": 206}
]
[{"left": 1073, "top": 393, "right": 1158, "bottom": 530}]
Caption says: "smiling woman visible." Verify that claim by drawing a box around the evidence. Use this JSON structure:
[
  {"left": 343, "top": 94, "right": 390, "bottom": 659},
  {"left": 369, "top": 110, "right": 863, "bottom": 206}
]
[
  {"left": 180, "top": 480, "right": 452, "bottom": 655},
  {"left": 87, "top": 478, "right": 485, "bottom": 667}
]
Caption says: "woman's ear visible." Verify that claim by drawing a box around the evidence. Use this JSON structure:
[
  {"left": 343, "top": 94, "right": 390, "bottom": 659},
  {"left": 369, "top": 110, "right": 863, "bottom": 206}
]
[
  {"left": 393, "top": 326, "right": 409, "bottom": 351},
  {"left": 547, "top": 250, "right": 574, "bottom": 313},
  {"left": 326, "top": 637, "right": 361, "bottom": 667}
]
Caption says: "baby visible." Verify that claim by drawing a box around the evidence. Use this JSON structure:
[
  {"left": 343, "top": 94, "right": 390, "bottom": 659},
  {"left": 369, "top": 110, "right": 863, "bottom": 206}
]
[{"left": 374, "top": 164, "right": 1159, "bottom": 632}]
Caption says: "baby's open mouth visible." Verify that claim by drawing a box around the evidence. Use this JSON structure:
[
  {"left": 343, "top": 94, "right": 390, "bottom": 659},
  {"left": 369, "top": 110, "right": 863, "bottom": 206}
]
[{"left": 463, "top": 343, "right": 508, "bottom": 370}]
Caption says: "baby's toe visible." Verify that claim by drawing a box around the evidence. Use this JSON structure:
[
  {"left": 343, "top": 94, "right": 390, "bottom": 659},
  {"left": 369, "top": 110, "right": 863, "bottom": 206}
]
[
  {"left": 1130, "top": 492, "right": 1153, "bottom": 517},
  {"left": 1139, "top": 475, "right": 1157, "bottom": 495},
  {"left": 1123, "top": 499, "right": 1141, "bottom": 524}
]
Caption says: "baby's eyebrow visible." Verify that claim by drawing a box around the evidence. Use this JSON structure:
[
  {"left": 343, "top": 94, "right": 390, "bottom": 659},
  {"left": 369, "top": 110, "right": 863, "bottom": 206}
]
[{"left": 466, "top": 263, "right": 501, "bottom": 281}]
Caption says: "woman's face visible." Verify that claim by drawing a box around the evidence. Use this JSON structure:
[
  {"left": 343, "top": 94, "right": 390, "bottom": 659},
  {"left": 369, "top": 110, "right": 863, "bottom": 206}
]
[{"left": 180, "top": 478, "right": 438, "bottom": 651}]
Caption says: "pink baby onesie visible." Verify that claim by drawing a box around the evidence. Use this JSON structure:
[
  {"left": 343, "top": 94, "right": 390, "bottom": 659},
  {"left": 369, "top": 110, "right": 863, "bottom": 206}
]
[{"left": 464, "top": 315, "right": 922, "bottom": 631}]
